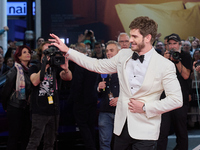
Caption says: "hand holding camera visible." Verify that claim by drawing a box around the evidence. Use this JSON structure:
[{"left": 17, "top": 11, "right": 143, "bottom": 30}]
[
  {"left": 193, "top": 60, "right": 200, "bottom": 73},
  {"left": 169, "top": 49, "right": 180, "bottom": 60},
  {"left": 168, "top": 48, "right": 181, "bottom": 64},
  {"left": 43, "top": 45, "right": 65, "bottom": 66},
  {"left": 194, "top": 60, "right": 200, "bottom": 68}
]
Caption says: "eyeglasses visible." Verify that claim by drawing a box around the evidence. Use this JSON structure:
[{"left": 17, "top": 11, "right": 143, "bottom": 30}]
[
  {"left": 119, "top": 40, "right": 129, "bottom": 43},
  {"left": 183, "top": 45, "right": 189, "bottom": 46}
]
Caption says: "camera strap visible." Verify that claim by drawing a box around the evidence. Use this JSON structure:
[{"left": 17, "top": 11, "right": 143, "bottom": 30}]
[
  {"left": 45, "top": 67, "right": 54, "bottom": 104},
  {"left": 40, "top": 56, "right": 47, "bottom": 81}
]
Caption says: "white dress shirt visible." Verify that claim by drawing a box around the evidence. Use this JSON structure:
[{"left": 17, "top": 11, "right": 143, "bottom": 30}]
[{"left": 126, "top": 48, "right": 154, "bottom": 95}]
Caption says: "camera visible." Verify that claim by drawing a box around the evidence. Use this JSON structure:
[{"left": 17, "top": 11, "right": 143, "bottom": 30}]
[
  {"left": 195, "top": 60, "right": 200, "bottom": 68},
  {"left": 188, "top": 36, "right": 195, "bottom": 41},
  {"left": 43, "top": 45, "right": 65, "bottom": 66},
  {"left": 169, "top": 49, "right": 181, "bottom": 60},
  {"left": 86, "top": 30, "right": 93, "bottom": 37}
]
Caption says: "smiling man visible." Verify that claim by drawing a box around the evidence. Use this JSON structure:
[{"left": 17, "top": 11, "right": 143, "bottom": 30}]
[{"left": 50, "top": 16, "right": 182, "bottom": 150}]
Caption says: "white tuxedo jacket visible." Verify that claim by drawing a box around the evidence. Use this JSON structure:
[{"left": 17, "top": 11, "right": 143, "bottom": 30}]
[{"left": 68, "top": 48, "right": 182, "bottom": 140}]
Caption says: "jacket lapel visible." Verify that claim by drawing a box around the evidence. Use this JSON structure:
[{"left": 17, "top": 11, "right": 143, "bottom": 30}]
[
  {"left": 122, "top": 50, "right": 134, "bottom": 97},
  {"left": 133, "top": 50, "right": 157, "bottom": 97}
]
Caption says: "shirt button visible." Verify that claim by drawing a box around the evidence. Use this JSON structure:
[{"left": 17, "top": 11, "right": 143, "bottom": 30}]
[
  {"left": 131, "top": 87, "right": 133, "bottom": 89},
  {"left": 134, "top": 76, "right": 136, "bottom": 77}
]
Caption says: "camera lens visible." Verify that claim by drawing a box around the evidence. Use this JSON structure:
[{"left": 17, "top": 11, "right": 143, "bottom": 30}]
[
  {"left": 172, "top": 52, "right": 180, "bottom": 60},
  {"left": 56, "top": 58, "right": 60, "bottom": 63}
]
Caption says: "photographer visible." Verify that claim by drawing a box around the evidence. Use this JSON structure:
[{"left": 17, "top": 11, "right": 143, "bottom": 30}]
[
  {"left": 157, "top": 33, "right": 192, "bottom": 150},
  {"left": 193, "top": 59, "right": 200, "bottom": 73},
  {"left": 26, "top": 41, "right": 72, "bottom": 150},
  {"left": 78, "top": 29, "right": 96, "bottom": 49}
]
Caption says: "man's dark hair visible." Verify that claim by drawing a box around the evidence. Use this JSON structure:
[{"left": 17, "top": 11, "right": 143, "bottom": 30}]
[
  {"left": 164, "top": 36, "right": 169, "bottom": 40},
  {"left": 36, "top": 37, "right": 44, "bottom": 42},
  {"left": 94, "top": 42, "right": 101, "bottom": 47}
]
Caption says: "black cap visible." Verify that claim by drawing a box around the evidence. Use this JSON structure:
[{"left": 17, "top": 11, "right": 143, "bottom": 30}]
[{"left": 167, "top": 33, "right": 181, "bottom": 42}]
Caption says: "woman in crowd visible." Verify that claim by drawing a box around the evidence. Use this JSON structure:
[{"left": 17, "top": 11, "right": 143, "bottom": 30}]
[{"left": 1, "top": 45, "right": 32, "bottom": 150}]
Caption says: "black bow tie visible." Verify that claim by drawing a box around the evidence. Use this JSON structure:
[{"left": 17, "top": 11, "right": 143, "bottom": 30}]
[{"left": 132, "top": 52, "right": 144, "bottom": 63}]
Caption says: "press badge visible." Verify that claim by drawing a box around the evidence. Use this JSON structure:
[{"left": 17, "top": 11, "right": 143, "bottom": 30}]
[{"left": 48, "top": 96, "right": 53, "bottom": 104}]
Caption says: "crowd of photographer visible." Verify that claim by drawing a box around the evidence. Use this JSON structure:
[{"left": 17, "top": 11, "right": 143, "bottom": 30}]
[{"left": 1, "top": 27, "right": 200, "bottom": 150}]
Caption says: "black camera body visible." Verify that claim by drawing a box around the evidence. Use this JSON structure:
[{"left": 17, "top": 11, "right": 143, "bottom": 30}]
[
  {"left": 169, "top": 49, "right": 181, "bottom": 61},
  {"left": 43, "top": 45, "right": 65, "bottom": 66},
  {"left": 195, "top": 60, "right": 200, "bottom": 68}
]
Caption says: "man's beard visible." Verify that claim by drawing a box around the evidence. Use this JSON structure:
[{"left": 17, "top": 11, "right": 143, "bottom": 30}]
[{"left": 131, "top": 39, "right": 145, "bottom": 52}]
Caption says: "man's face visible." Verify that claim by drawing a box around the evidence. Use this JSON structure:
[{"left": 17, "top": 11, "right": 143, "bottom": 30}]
[
  {"left": 129, "top": 29, "right": 145, "bottom": 53},
  {"left": 7, "top": 58, "right": 14, "bottom": 68},
  {"left": 105, "top": 44, "right": 119, "bottom": 59},
  {"left": 193, "top": 50, "right": 200, "bottom": 61},
  {"left": 37, "top": 38, "right": 44, "bottom": 47},
  {"left": 183, "top": 42, "right": 191, "bottom": 52},
  {"left": 168, "top": 40, "right": 181, "bottom": 52},
  {"left": 156, "top": 42, "right": 164, "bottom": 51},
  {"left": 94, "top": 44, "right": 102, "bottom": 54},
  {"left": 118, "top": 34, "right": 130, "bottom": 49},
  {"left": 192, "top": 41, "right": 198, "bottom": 47}
]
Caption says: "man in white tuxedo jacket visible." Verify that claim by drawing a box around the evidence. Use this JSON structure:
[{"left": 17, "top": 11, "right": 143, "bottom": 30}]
[{"left": 49, "top": 16, "right": 183, "bottom": 150}]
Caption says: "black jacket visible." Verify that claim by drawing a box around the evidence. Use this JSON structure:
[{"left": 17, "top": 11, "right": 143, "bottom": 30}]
[
  {"left": 0, "top": 64, "right": 10, "bottom": 76},
  {"left": 98, "top": 73, "right": 119, "bottom": 113},
  {"left": 1, "top": 66, "right": 32, "bottom": 110},
  {"left": 69, "top": 64, "right": 99, "bottom": 105}
]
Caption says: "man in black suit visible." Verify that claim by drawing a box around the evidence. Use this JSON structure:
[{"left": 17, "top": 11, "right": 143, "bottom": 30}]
[
  {"left": 69, "top": 43, "right": 99, "bottom": 150},
  {"left": 97, "top": 40, "right": 120, "bottom": 150}
]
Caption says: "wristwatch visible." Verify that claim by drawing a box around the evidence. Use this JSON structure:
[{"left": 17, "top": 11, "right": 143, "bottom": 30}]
[{"left": 142, "top": 104, "right": 146, "bottom": 112}]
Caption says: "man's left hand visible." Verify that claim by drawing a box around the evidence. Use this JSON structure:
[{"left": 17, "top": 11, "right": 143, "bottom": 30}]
[
  {"left": 128, "top": 98, "right": 145, "bottom": 113},
  {"left": 49, "top": 33, "right": 69, "bottom": 53}
]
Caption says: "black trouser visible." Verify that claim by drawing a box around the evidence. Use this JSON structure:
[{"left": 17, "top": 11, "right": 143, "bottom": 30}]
[
  {"left": 7, "top": 105, "right": 31, "bottom": 150},
  {"left": 113, "top": 121, "right": 157, "bottom": 150},
  {"left": 73, "top": 103, "right": 97, "bottom": 150},
  {"left": 26, "top": 114, "right": 59, "bottom": 150},
  {"left": 157, "top": 105, "right": 188, "bottom": 150}
]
